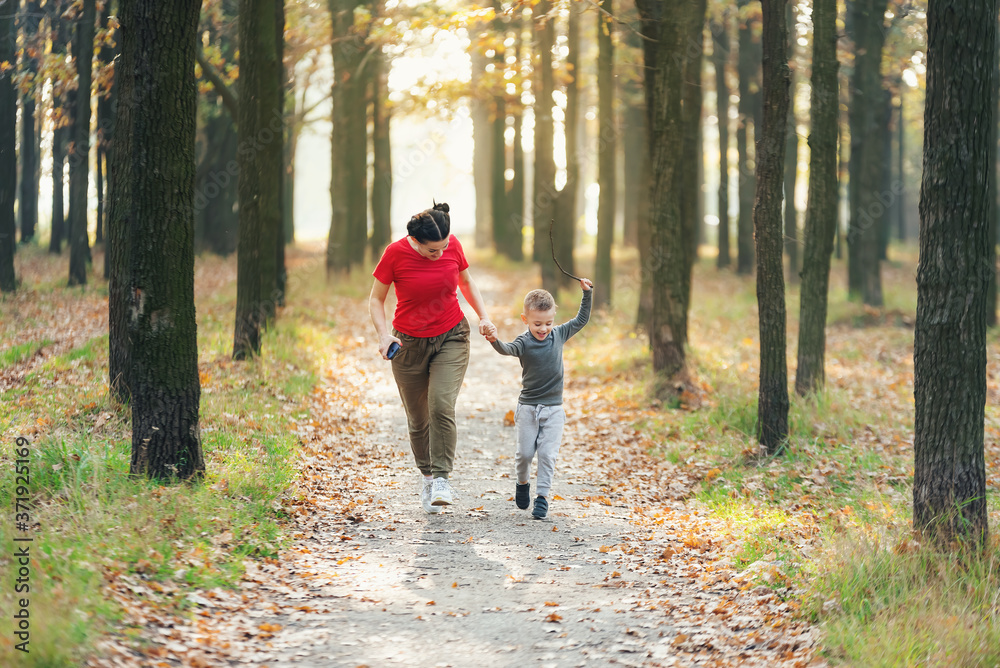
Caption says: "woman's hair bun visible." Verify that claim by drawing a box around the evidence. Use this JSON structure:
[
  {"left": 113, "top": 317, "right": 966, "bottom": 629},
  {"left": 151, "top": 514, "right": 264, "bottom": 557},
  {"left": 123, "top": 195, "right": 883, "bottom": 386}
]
[
  {"left": 407, "top": 202, "right": 451, "bottom": 243},
  {"left": 432, "top": 201, "right": 450, "bottom": 214}
]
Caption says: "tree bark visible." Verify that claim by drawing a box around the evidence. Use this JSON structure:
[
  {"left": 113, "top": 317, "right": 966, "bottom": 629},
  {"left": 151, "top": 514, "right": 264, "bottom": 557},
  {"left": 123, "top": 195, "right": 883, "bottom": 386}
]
[
  {"left": 680, "top": 0, "right": 706, "bottom": 309},
  {"left": 735, "top": 1, "right": 756, "bottom": 275},
  {"left": 794, "top": 0, "right": 838, "bottom": 396},
  {"left": 327, "top": 0, "right": 369, "bottom": 273},
  {"left": 0, "top": 5, "right": 15, "bottom": 292},
  {"left": 490, "top": 0, "right": 508, "bottom": 257},
  {"left": 234, "top": 0, "right": 281, "bottom": 357},
  {"left": 49, "top": 0, "right": 70, "bottom": 255},
  {"left": 712, "top": 15, "right": 731, "bottom": 269},
  {"left": 595, "top": 0, "right": 615, "bottom": 307},
  {"left": 754, "top": 0, "right": 790, "bottom": 453},
  {"left": 846, "top": 0, "right": 888, "bottom": 306},
  {"left": 637, "top": 0, "right": 691, "bottom": 392},
  {"left": 553, "top": 0, "right": 579, "bottom": 286},
  {"left": 68, "top": 0, "right": 96, "bottom": 286},
  {"left": 18, "top": 0, "right": 42, "bottom": 245},
  {"left": 533, "top": 0, "right": 557, "bottom": 294},
  {"left": 370, "top": 35, "right": 391, "bottom": 258},
  {"left": 471, "top": 47, "right": 492, "bottom": 249},
  {"left": 986, "top": 30, "right": 997, "bottom": 328},
  {"left": 115, "top": 0, "right": 204, "bottom": 479},
  {"left": 913, "top": 0, "right": 996, "bottom": 546},
  {"left": 505, "top": 7, "right": 525, "bottom": 260},
  {"left": 782, "top": 2, "right": 798, "bottom": 282}
]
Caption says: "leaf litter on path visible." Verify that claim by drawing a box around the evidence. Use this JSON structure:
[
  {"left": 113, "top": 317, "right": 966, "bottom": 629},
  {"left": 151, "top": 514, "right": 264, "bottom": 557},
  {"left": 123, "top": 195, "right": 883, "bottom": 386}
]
[{"left": 87, "top": 267, "right": 823, "bottom": 668}]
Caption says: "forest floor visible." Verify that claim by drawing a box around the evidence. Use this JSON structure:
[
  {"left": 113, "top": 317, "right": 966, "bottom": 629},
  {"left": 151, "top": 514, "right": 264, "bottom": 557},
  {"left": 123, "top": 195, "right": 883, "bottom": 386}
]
[{"left": 2, "top": 242, "right": 999, "bottom": 667}]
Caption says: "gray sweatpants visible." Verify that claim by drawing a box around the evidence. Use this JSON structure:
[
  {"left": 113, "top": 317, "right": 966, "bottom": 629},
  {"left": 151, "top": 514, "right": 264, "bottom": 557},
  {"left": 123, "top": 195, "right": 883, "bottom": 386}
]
[{"left": 514, "top": 403, "right": 565, "bottom": 497}]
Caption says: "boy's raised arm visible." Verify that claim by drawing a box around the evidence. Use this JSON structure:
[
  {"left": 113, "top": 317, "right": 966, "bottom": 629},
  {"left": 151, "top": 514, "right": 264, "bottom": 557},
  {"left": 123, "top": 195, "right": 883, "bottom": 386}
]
[{"left": 557, "top": 284, "right": 592, "bottom": 340}]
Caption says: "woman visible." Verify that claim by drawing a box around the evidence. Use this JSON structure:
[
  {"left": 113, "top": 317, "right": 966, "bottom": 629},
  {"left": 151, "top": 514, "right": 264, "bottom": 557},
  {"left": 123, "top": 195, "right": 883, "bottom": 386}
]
[{"left": 369, "top": 202, "right": 496, "bottom": 514}]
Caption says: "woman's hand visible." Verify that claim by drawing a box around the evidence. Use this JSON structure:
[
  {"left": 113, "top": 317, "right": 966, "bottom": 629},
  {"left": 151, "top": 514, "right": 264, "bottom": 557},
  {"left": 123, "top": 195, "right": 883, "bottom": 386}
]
[
  {"left": 478, "top": 318, "right": 496, "bottom": 339},
  {"left": 580, "top": 278, "right": 593, "bottom": 292},
  {"left": 378, "top": 333, "right": 402, "bottom": 360}
]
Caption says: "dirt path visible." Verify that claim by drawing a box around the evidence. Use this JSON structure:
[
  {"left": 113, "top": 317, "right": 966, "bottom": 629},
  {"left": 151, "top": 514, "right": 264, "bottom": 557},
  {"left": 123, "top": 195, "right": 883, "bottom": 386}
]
[{"left": 92, "top": 273, "right": 821, "bottom": 667}]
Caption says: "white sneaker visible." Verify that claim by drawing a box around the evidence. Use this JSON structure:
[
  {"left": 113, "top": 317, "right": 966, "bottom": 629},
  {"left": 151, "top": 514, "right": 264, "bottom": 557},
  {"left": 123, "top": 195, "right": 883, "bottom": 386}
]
[
  {"left": 430, "top": 477, "right": 453, "bottom": 506},
  {"left": 420, "top": 477, "right": 441, "bottom": 514}
]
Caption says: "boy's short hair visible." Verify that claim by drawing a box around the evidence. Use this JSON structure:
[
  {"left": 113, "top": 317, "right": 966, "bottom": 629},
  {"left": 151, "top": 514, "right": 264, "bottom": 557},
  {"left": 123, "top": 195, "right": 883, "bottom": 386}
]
[{"left": 523, "top": 289, "right": 556, "bottom": 313}]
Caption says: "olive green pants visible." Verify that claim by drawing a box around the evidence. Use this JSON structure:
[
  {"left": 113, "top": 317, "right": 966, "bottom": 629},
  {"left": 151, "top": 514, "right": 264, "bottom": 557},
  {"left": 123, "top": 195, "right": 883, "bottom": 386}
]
[{"left": 391, "top": 317, "right": 470, "bottom": 479}]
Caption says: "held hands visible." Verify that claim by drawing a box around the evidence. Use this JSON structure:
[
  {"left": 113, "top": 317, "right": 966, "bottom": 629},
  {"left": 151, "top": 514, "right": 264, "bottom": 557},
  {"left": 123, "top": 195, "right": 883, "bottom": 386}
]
[
  {"left": 479, "top": 318, "right": 498, "bottom": 343},
  {"left": 580, "top": 278, "right": 593, "bottom": 292},
  {"left": 379, "top": 334, "right": 402, "bottom": 360}
]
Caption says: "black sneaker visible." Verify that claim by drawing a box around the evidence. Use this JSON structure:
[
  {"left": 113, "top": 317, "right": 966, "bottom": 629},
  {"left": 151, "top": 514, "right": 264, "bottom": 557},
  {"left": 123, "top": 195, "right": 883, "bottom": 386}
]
[
  {"left": 532, "top": 495, "right": 548, "bottom": 519},
  {"left": 515, "top": 482, "right": 530, "bottom": 509}
]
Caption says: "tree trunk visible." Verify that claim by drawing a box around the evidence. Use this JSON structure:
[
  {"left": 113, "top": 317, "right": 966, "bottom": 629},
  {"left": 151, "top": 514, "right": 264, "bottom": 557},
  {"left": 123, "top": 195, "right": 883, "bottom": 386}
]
[
  {"left": 637, "top": 0, "right": 691, "bottom": 393},
  {"left": 846, "top": 0, "right": 889, "bottom": 306},
  {"left": 273, "top": 0, "right": 286, "bottom": 309},
  {"left": 712, "top": 16, "right": 731, "bottom": 269},
  {"left": 795, "top": 0, "right": 838, "bottom": 396},
  {"left": 988, "top": 29, "right": 998, "bottom": 328},
  {"left": 623, "top": 95, "right": 644, "bottom": 249},
  {"left": 897, "top": 89, "right": 906, "bottom": 244},
  {"left": 782, "top": 2, "right": 798, "bottom": 282},
  {"left": 913, "top": 0, "right": 995, "bottom": 546},
  {"left": 115, "top": 0, "right": 204, "bottom": 479},
  {"left": 68, "top": 0, "right": 96, "bottom": 286},
  {"left": 505, "top": 7, "right": 525, "bottom": 261},
  {"left": 553, "top": 0, "right": 579, "bottom": 288},
  {"left": 95, "top": 3, "right": 114, "bottom": 247},
  {"left": 471, "top": 47, "right": 492, "bottom": 249},
  {"left": 595, "top": 0, "right": 615, "bottom": 307},
  {"left": 490, "top": 0, "right": 508, "bottom": 257},
  {"left": 234, "top": 0, "right": 281, "bottom": 358},
  {"left": 48, "top": 1, "right": 69, "bottom": 254},
  {"left": 735, "top": 1, "right": 756, "bottom": 275},
  {"left": 680, "top": 0, "right": 706, "bottom": 309},
  {"left": 108, "top": 0, "right": 134, "bottom": 402},
  {"left": 533, "top": 0, "right": 557, "bottom": 294},
  {"left": 0, "top": 6, "right": 15, "bottom": 292},
  {"left": 284, "top": 118, "right": 296, "bottom": 244},
  {"left": 327, "top": 0, "right": 369, "bottom": 273},
  {"left": 754, "top": 0, "right": 790, "bottom": 453},
  {"left": 370, "top": 37, "right": 391, "bottom": 258},
  {"left": 18, "top": 0, "right": 41, "bottom": 245}
]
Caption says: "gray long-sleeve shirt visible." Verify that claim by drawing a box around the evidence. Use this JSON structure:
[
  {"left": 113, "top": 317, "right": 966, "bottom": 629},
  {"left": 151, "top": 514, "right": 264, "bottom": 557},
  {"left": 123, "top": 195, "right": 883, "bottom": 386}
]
[{"left": 490, "top": 290, "right": 592, "bottom": 406}]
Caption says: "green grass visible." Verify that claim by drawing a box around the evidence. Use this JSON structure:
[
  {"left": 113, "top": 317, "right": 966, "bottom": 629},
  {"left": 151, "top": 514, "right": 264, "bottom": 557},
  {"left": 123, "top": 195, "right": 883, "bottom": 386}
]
[
  {"left": 0, "top": 249, "right": 353, "bottom": 666},
  {"left": 562, "top": 242, "right": 1000, "bottom": 662},
  {"left": 0, "top": 339, "right": 53, "bottom": 369}
]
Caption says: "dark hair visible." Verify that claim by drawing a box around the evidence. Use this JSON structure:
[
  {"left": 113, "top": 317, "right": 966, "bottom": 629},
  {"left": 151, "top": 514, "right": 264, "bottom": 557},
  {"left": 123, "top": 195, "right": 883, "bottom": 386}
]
[{"left": 407, "top": 202, "right": 450, "bottom": 243}]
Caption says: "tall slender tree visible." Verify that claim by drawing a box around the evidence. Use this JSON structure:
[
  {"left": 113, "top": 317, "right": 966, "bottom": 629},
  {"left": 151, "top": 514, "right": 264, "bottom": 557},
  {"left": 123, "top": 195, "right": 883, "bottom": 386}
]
[
  {"left": 505, "top": 6, "right": 525, "bottom": 260},
  {"left": 735, "top": 0, "right": 756, "bottom": 275},
  {"left": 0, "top": 2, "right": 15, "bottom": 292},
  {"left": 753, "top": 0, "right": 790, "bottom": 453},
  {"left": 533, "top": 0, "right": 557, "bottom": 294},
  {"left": 233, "top": 0, "right": 281, "bottom": 358},
  {"left": 553, "top": 0, "right": 579, "bottom": 285},
  {"left": 370, "top": 29, "right": 391, "bottom": 257},
  {"left": 846, "top": 0, "right": 889, "bottom": 306},
  {"left": 113, "top": 0, "right": 204, "bottom": 479},
  {"left": 680, "top": 0, "right": 706, "bottom": 308},
  {"left": 18, "top": 0, "right": 42, "bottom": 245},
  {"left": 595, "top": 0, "right": 615, "bottom": 308},
  {"left": 49, "top": 0, "right": 70, "bottom": 254},
  {"left": 68, "top": 0, "right": 96, "bottom": 286},
  {"left": 636, "top": 0, "right": 696, "bottom": 392},
  {"left": 794, "top": 0, "right": 838, "bottom": 396},
  {"left": 712, "top": 13, "right": 732, "bottom": 269},
  {"left": 326, "top": 0, "right": 369, "bottom": 273},
  {"left": 913, "top": 0, "right": 997, "bottom": 545},
  {"left": 490, "top": 0, "right": 508, "bottom": 257},
  {"left": 782, "top": 2, "right": 798, "bottom": 281}
]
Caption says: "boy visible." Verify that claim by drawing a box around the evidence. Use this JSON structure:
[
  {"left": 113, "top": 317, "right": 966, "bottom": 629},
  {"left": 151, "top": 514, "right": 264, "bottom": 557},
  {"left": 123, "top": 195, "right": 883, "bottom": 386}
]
[{"left": 486, "top": 278, "right": 593, "bottom": 519}]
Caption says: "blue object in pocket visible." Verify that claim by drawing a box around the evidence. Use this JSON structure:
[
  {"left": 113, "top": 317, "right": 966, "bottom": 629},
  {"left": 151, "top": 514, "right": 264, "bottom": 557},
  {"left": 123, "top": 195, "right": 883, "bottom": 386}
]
[{"left": 387, "top": 341, "right": 401, "bottom": 360}]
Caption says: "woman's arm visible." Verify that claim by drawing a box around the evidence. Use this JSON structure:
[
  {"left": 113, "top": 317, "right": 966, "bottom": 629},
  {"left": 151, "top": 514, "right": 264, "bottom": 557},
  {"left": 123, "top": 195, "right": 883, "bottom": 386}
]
[
  {"left": 369, "top": 279, "right": 401, "bottom": 359},
  {"left": 458, "top": 268, "right": 496, "bottom": 337}
]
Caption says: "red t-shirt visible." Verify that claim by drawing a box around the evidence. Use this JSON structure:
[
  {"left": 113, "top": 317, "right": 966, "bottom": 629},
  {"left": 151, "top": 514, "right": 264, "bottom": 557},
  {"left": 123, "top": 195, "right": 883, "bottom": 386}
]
[{"left": 373, "top": 235, "right": 470, "bottom": 337}]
